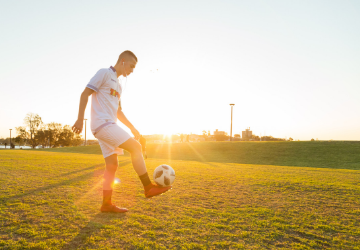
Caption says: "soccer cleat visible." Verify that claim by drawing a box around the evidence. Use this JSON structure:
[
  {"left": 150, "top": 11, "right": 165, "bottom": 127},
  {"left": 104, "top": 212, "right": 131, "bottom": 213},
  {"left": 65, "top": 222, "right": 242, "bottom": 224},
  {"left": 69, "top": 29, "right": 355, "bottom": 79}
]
[
  {"left": 144, "top": 183, "right": 172, "bottom": 198},
  {"left": 100, "top": 204, "right": 128, "bottom": 213}
]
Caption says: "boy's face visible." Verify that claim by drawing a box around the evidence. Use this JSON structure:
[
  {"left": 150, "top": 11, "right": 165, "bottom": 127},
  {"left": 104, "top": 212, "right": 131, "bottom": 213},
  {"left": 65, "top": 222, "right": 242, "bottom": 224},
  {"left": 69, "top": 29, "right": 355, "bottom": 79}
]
[{"left": 123, "top": 57, "right": 137, "bottom": 76}]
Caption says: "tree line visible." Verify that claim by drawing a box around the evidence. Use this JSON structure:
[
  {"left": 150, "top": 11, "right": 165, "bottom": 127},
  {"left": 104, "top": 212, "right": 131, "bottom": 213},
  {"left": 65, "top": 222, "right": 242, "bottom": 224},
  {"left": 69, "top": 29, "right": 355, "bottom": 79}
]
[{"left": 13, "top": 113, "right": 83, "bottom": 148}]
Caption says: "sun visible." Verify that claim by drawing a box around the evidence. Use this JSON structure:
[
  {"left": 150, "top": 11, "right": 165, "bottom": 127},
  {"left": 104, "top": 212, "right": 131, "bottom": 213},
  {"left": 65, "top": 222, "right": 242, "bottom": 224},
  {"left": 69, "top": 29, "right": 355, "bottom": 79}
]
[{"left": 162, "top": 132, "right": 172, "bottom": 140}]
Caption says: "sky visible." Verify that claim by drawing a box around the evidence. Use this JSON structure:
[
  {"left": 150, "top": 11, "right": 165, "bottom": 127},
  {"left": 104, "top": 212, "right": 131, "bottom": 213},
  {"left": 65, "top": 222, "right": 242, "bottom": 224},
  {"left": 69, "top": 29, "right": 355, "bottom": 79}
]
[{"left": 0, "top": 0, "right": 359, "bottom": 141}]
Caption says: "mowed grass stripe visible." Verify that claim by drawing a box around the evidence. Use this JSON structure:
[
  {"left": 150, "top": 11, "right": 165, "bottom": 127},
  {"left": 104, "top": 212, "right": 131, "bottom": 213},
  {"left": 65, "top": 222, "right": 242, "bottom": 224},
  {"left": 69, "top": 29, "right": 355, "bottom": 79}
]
[
  {"left": 0, "top": 149, "right": 359, "bottom": 249},
  {"left": 34, "top": 141, "right": 360, "bottom": 170}
]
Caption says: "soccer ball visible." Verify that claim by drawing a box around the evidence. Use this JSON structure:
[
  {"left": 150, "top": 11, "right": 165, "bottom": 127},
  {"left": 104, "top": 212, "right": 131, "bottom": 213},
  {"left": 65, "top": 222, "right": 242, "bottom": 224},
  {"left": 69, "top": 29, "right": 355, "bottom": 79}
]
[{"left": 153, "top": 164, "right": 175, "bottom": 187}]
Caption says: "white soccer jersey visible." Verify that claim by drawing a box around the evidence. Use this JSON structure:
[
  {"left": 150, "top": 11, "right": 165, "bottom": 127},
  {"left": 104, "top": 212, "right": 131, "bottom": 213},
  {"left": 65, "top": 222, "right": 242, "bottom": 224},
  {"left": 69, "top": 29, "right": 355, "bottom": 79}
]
[{"left": 86, "top": 66, "right": 122, "bottom": 135}]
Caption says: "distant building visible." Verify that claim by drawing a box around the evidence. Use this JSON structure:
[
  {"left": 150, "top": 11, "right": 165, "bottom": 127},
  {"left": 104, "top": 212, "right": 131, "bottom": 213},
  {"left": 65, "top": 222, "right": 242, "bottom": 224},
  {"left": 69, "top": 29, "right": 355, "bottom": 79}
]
[
  {"left": 214, "top": 129, "right": 228, "bottom": 141},
  {"left": 242, "top": 128, "right": 252, "bottom": 141},
  {"left": 214, "top": 129, "right": 227, "bottom": 136}
]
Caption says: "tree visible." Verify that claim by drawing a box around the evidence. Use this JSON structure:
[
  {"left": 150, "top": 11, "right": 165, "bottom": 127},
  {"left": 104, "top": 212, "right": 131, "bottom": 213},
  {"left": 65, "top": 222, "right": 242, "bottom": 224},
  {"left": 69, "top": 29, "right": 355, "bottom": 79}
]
[
  {"left": 0, "top": 137, "right": 10, "bottom": 145},
  {"left": 58, "top": 126, "right": 73, "bottom": 147},
  {"left": 35, "top": 128, "right": 48, "bottom": 148},
  {"left": 72, "top": 132, "right": 83, "bottom": 146},
  {"left": 47, "top": 122, "right": 62, "bottom": 148},
  {"left": 23, "top": 113, "right": 43, "bottom": 148},
  {"left": 16, "top": 126, "right": 29, "bottom": 146},
  {"left": 251, "top": 135, "right": 260, "bottom": 141},
  {"left": 57, "top": 125, "right": 82, "bottom": 147},
  {"left": 13, "top": 136, "right": 24, "bottom": 147},
  {"left": 288, "top": 137, "right": 293, "bottom": 141}
]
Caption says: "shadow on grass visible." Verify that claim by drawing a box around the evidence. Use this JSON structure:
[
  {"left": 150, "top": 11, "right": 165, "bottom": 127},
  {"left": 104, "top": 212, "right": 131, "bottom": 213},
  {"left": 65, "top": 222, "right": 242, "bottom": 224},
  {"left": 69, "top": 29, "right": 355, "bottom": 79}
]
[
  {"left": 57, "top": 159, "right": 131, "bottom": 177},
  {"left": 56, "top": 165, "right": 99, "bottom": 177},
  {"left": 5, "top": 167, "right": 102, "bottom": 202},
  {"left": 4, "top": 160, "right": 131, "bottom": 202},
  {"left": 61, "top": 212, "right": 127, "bottom": 250},
  {"left": 31, "top": 145, "right": 106, "bottom": 156}
]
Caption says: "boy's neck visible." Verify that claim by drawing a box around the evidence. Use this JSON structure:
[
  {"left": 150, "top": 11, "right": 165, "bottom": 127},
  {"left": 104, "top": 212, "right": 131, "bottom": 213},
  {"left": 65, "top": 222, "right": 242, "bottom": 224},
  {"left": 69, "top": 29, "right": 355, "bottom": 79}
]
[{"left": 113, "top": 64, "right": 123, "bottom": 78}]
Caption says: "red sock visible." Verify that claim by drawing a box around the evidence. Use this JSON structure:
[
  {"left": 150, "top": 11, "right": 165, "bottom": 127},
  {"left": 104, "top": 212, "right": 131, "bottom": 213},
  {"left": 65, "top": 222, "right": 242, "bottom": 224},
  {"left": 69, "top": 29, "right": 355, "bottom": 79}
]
[
  {"left": 103, "top": 190, "right": 112, "bottom": 206},
  {"left": 139, "top": 172, "right": 151, "bottom": 187}
]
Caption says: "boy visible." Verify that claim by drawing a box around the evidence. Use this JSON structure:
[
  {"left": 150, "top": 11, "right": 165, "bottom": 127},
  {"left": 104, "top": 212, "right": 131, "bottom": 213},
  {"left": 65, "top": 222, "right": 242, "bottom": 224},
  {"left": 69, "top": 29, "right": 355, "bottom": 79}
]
[{"left": 72, "top": 51, "right": 171, "bottom": 213}]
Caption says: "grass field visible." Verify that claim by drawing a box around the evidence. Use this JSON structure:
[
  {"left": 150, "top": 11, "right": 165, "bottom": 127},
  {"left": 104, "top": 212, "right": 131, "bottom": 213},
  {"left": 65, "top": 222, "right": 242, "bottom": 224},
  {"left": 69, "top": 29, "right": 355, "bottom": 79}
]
[{"left": 1, "top": 142, "right": 360, "bottom": 249}]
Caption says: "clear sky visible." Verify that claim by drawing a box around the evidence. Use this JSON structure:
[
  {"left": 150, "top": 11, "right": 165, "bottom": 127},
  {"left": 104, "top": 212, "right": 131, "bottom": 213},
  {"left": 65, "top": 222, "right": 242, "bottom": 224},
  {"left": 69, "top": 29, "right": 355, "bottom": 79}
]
[{"left": 1, "top": 0, "right": 359, "bottom": 140}]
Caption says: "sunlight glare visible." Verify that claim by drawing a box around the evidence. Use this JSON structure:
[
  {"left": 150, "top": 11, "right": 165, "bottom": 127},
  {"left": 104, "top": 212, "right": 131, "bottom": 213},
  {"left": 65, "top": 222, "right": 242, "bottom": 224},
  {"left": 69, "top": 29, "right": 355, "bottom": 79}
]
[{"left": 114, "top": 177, "right": 120, "bottom": 184}]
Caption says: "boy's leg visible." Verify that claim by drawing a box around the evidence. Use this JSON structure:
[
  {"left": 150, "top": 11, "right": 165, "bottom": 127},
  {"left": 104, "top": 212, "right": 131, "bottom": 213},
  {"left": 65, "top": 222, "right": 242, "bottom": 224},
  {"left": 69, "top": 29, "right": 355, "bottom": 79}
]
[
  {"left": 101, "top": 154, "right": 128, "bottom": 213},
  {"left": 103, "top": 154, "right": 118, "bottom": 189},
  {"left": 119, "top": 138, "right": 172, "bottom": 198},
  {"left": 120, "top": 138, "right": 147, "bottom": 176}
]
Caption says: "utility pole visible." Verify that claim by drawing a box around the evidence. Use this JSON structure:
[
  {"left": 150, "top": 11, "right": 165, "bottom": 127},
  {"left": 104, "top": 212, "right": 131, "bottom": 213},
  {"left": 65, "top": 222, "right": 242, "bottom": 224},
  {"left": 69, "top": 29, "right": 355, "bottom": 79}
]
[
  {"left": 9, "top": 129, "right": 12, "bottom": 148},
  {"left": 230, "top": 104, "right": 235, "bottom": 141},
  {"left": 84, "top": 119, "right": 87, "bottom": 146}
]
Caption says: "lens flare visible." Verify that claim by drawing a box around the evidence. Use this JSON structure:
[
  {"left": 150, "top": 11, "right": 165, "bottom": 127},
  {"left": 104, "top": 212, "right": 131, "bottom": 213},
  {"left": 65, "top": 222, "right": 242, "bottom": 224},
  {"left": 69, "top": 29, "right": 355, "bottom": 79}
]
[{"left": 114, "top": 178, "right": 121, "bottom": 184}]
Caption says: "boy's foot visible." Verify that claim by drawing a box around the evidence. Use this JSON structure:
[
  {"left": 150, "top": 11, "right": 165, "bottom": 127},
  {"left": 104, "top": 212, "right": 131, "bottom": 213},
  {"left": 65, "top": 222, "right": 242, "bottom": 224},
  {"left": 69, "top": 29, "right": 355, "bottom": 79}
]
[
  {"left": 101, "top": 204, "right": 128, "bottom": 213},
  {"left": 144, "top": 183, "right": 172, "bottom": 198}
]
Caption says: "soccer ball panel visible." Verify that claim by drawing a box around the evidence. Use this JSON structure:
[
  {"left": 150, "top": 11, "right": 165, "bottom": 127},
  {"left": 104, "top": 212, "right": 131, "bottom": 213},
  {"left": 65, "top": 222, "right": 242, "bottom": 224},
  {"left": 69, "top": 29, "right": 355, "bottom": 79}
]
[
  {"left": 154, "top": 170, "right": 163, "bottom": 179},
  {"left": 153, "top": 164, "right": 175, "bottom": 187},
  {"left": 164, "top": 176, "right": 170, "bottom": 186}
]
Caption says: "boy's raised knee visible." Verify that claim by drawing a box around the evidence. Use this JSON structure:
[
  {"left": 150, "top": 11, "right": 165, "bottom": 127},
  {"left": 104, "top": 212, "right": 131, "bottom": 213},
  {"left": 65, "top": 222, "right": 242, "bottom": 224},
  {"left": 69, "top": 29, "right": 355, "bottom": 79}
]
[
  {"left": 135, "top": 140, "right": 142, "bottom": 151},
  {"left": 130, "top": 141, "right": 142, "bottom": 156}
]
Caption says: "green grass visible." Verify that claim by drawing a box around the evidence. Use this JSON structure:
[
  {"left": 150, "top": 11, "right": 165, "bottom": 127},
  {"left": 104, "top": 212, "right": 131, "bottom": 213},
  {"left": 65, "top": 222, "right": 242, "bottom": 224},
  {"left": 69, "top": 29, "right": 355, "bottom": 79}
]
[
  {"left": 1, "top": 142, "right": 360, "bottom": 249},
  {"left": 37, "top": 141, "right": 360, "bottom": 169}
]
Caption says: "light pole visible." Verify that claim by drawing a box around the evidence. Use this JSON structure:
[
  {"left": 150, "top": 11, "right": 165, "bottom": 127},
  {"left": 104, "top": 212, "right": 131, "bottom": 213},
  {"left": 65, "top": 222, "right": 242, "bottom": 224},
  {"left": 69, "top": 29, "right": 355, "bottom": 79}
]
[
  {"left": 84, "top": 119, "right": 87, "bottom": 146},
  {"left": 9, "top": 129, "right": 12, "bottom": 148},
  {"left": 230, "top": 104, "right": 235, "bottom": 141}
]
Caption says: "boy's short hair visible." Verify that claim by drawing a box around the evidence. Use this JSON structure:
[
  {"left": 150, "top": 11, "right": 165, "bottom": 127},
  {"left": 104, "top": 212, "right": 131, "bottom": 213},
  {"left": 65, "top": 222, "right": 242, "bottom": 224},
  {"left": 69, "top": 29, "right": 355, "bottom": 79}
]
[{"left": 117, "top": 50, "right": 138, "bottom": 64}]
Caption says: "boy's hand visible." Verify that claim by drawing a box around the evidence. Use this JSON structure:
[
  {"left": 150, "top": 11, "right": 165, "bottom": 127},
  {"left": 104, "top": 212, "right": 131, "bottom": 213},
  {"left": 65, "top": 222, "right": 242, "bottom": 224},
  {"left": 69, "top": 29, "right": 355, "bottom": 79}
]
[
  {"left": 131, "top": 128, "right": 140, "bottom": 140},
  {"left": 72, "top": 119, "right": 84, "bottom": 134}
]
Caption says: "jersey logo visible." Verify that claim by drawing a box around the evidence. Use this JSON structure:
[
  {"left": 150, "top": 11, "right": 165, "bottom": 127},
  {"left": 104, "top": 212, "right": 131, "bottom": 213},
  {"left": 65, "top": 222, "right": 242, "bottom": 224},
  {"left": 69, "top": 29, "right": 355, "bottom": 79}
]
[{"left": 110, "top": 88, "right": 120, "bottom": 99}]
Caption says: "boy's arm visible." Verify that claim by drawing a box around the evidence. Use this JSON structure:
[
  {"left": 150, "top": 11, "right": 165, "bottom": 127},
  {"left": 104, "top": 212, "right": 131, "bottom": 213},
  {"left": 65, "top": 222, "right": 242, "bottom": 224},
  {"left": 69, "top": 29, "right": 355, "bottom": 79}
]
[
  {"left": 117, "top": 108, "right": 140, "bottom": 139},
  {"left": 72, "top": 88, "right": 94, "bottom": 134}
]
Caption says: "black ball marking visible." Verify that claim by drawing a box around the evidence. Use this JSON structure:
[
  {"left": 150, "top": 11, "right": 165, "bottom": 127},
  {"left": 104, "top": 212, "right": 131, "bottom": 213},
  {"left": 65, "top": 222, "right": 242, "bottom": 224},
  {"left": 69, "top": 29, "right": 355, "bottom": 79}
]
[
  {"left": 155, "top": 170, "right": 163, "bottom": 179},
  {"left": 164, "top": 176, "right": 170, "bottom": 186}
]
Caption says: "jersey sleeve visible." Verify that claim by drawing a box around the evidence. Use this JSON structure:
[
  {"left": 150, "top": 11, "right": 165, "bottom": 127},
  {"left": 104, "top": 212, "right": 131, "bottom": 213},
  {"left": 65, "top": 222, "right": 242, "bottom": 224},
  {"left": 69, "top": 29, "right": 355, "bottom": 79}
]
[{"left": 86, "top": 69, "right": 108, "bottom": 92}]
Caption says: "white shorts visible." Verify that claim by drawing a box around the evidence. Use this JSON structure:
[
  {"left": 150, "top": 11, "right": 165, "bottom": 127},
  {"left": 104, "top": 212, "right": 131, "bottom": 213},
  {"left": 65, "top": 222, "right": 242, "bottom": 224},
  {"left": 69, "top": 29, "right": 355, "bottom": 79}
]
[{"left": 94, "top": 123, "right": 131, "bottom": 158}]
